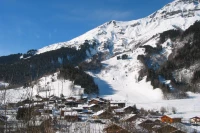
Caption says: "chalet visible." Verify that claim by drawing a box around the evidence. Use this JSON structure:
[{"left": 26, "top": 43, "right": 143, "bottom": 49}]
[
  {"left": 88, "top": 98, "right": 101, "bottom": 105},
  {"left": 154, "top": 125, "right": 177, "bottom": 133},
  {"left": 33, "top": 96, "right": 43, "bottom": 104},
  {"left": 92, "top": 110, "right": 113, "bottom": 119},
  {"left": 123, "top": 106, "right": 136, "bottom": 114},
  {"left": 49, "top": 99, "right": 56, "bottom": 104},
  {"left": 190, "top": 116, "right": 200, "bottom": 125},
  {"left": 64, "top": 111, "right": 78, "bottom": 122},
  {"left": 49, "top": 95, "right": 60, "bottom": 103},
  {"left": 89, "top": 104, "right": 101, "bottom": 112},
  {"left": 34, "top": 103, "right": 44, "bottom": 109},
  {"left": 60, "top": 107, "right": 72, "bottom": 117},
  {"left": 65, "top": 101, "right": 79, "bottom": 107},
  {"left": 35, "top": 94, "right": 43, "bottom": 99},
  {"left": 43, "top": 105, "right": 53, "bottom": 114},
  {"left": 103, "top": 123, "right": 129, "bottom": 133},
  {"left": 42, "top": 98, "right": 49, "bottom": 102},
  {"left": 113, "top": 106, "right": 137, "bottom": 116},
  {"left": 139, "top": 119, "right": 164, "bottom": 132},
  {"left": 110, "top": 101, "right": 126, "bottom": 109},
  {"left": 113, "top": 108, "right": 124, "bottom": 116},
  {"left": 117, "top": 56, "right": 121, "bottom": 60},
  {"left": 171, "top": 130, "right": 186, "bottom": 133},
  {"left": 61, "top": 97, "right": 66, "bottom": 103},
  {"left": 139, "top": 119, "right": 156, "bottom": 131},
  {"left": 57, "top": 103, "right": 65, "bottom": 108},
  {"left": 122, "top": 54, "right": 128, "bottom": 60},
  {"left": 57, "top": 99, "right": 62, "bottom": 104},
  {"left": 78, "top": 95, "right": 88, "bottom": 104},
  {"left": 72, "top": 106, "right": 84, "bottom": 113},
  {"left": 67, "top": 96, "right": 76, "bottom": 101},
  {"left": 161, "top": 115, "right": 182, "bottom": 123},
  {"left": 120, "top": 114, "right": 138, "bottom": 122},
  {"left": 82, "top": 109, "right": 93, "bottom": 115},
  {"left": 76, "top": 98, "right": 87, "bottom": 104}
]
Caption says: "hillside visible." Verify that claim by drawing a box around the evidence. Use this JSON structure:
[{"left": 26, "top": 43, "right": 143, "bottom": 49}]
[{"left": 1, "top": 0, "right": 200, "bottom": 100}]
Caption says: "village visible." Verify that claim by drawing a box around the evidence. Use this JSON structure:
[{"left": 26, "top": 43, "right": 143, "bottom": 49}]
[{"left": 0, "top": 84, "right": 199, "bottom": 133}]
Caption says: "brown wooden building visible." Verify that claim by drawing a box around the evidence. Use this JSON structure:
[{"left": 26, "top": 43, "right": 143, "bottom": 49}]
[
  {"left": 64, "top": 111, "right": 78, "bottom": 122},
  {"left": 190, "top": 116, "right": 200, "bottom": 125},
  {"left": 155, "top": 125, "right": 177, "bottom": 133},
  {"left": 110, "top": 101, "right": 125, "bottom": 109},
  {"left": 88, "top": 99, "right": 101, "bottom": 105},
  {"left": 89, "top": 104, "right": 101, "bottom": 112},
  {"left": 103, "top": 124, "right": 129, "bottom": 133},
  {"left": 123, "top": 106, "right": 135, "bottom": 114},
  {"left": 161, "top": 115, "right": 182, "bottom": 123},
  {"left": 120, "top": 114, "right": 138, "bottom": 122},
  {"left": 92, "top": 110, "right": 113, "bottom": 119}
]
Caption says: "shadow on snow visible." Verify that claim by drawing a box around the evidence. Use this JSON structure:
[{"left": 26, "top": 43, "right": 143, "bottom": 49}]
[{"left": 91, "top": 70, "right": 115, "bottom": 96}]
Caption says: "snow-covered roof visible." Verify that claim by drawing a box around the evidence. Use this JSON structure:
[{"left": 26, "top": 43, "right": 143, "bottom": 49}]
[
  {"left": 93, "top": 110, "right": 105, "bottom": 116},
  {"left": 190, "top": 116, "right": 200, "bottom": 119},
  {"left": 74, "top": 85, "right": 81, "bottom": 88},
  {"left": 120, "top": 114, "right": 136, "bottom": 121},
  {"left": 123, "top": 106, "right": 133, "bottom": 110},
  {"left": 110, "top": 100, "right": 126, "bottom": 104},
  {"left": 89, "top": 98, "right": 101, "bottom": 102},
  {"left": 114, "top": 108, "right": 124, "bottom": 113},
  {"left": 89, "top": 104, "right": 96, "bottom": 108},
  {"left": 162, "top": 115, "right": 182, "bottom": 119}
]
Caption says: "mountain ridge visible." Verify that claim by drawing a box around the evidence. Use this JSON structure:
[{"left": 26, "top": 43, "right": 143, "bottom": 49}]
[
  {"left": 36, "top": 0, "right": 200, "bottom": 56},
  {"left": 1, "top": 0, "right": 200, "bottom": 101}
]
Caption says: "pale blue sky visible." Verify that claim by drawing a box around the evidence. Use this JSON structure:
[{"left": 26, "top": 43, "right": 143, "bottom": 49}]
[{"left": 0, "top": 0, "right": 172, "bottom": 56}]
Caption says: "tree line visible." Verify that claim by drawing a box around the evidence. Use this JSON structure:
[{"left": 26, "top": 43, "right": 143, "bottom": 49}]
[
  {"left": 137, "top": 21, "right": 200, "bottom": 98},
  {"left": 0, "top": 40, "right": 99, "bottom": 94}
]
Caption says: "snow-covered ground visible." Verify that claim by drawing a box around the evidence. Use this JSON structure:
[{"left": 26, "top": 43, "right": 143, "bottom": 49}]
[
  {"left": 2, "top": 1, "right": 200, "bottom": 132},
  {"left": 0, "top": 73, "right": 83, "bottom": 103},
  {"left": 2, "top": 48, "right": 200, "bottom": 132},
  {"left": 91, "top": 47, "right": 163, "bottom": 103},
  {"left": 2, "top": 34, "right": 200, "bottom": 132}
]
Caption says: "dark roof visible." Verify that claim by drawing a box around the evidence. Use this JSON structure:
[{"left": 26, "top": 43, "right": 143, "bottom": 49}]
[
  {"left": 140, "top": 119, "right": 154, "bottom": 124},
  {"left": 155, "top": 125, "right": 177, "bottom": 133},
  {"left": 103, "top": 123, "right": 129, "bottom": 133},
  {"left": 139, "top": 120, "right": 157, "bottom": 131},
  {"left": 191, "top": 116, "right": 200, "bottom": 119},
  {"left": 139, "top": 119, "right": 165, "bottom": 132},
  {"left": 65, "top": 101, "right": 79, "bottom": 104},
  {"left": 171, "top": 130, "right": 186, "bottom": 133}
]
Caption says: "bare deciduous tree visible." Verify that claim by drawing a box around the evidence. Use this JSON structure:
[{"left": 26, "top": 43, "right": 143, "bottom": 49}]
[{"left": 160, "top": 107, "right": 167, "bottom": 115}]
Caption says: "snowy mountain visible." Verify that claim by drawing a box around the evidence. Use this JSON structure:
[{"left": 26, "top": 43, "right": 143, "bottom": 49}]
[
  {"left": 30, "top": 0, "right": 200, "bottom": 101},
  {"left": 1, "top": 0, "right": 200, "bottom": 101},
  {"left": 2, "top": 1, "right": 200, "bottom": 128},
  {"left": 37, "top": 0, "right": 200, "bottom": 57}
]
